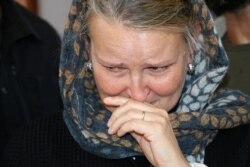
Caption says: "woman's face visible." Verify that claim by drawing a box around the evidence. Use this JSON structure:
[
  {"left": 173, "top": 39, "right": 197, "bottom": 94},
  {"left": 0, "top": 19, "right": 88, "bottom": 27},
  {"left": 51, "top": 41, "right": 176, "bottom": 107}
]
[{"left": 88, "top": 15, "right": 191, "bottom": 112}]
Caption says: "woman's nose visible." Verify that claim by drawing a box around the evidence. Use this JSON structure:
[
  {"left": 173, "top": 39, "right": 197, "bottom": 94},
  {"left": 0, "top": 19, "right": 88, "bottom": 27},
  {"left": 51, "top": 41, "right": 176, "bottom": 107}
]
[{"left": 126, "top": 76, "right": 149, "bottom": 102}]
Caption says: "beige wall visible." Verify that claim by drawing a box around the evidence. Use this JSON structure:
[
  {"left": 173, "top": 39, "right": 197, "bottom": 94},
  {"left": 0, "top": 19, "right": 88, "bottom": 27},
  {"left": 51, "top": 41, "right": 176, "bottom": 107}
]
[{"left": 38, "top": 0, "right": 72, "bottom": 38}]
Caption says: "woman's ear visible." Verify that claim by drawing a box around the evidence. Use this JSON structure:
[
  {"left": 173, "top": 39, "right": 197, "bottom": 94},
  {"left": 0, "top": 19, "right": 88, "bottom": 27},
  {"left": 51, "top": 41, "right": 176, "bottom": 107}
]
[
  {"left": 194, "top": 21, "right": 202, "bottom": 38},
  {"left": 188, "top": 21, "right": 202, "bottom": 63},
  {"left": 84, "top": 37, "right": 91, "bottom": 60},
  {"left": 187, "top": 53, "right": 193, "bottom": 64}
]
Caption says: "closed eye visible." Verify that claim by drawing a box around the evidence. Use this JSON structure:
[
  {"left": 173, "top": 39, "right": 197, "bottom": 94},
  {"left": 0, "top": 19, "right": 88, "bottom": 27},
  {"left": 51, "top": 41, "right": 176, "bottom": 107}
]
[
  {"left": 105, "top": 66, "right": 126, "bottom": 72},
  {"left": 148, "top": 66, "right": 169, "bottom": 72}
]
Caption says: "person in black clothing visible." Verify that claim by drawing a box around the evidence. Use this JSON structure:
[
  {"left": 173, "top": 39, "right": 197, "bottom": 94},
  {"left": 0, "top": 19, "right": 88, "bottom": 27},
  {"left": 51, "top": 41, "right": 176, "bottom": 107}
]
[
  {"left": 205, "top": 0, "right": 250, "bottom": 95},
  {"left": 1, "top": 0, "right": 250, "bottom": 167},
  {"left": 0, "top": 0, "right": 62, "bottom": 156},
  {"left": 1, "top": 111, "right": 250, "bottom": 167}
]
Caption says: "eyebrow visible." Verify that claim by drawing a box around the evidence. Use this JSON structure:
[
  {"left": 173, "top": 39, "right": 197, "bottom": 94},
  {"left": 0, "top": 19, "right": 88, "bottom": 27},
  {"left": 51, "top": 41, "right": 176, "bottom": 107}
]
[
  {"left": 143, "top": 60, "right": 177, "bottom": 67},
  {"left": 93, "top": 51, "right": 124, "bottom": 65},
  {"left": 95, "top": 52, "right": 178, "bottom": 68}
]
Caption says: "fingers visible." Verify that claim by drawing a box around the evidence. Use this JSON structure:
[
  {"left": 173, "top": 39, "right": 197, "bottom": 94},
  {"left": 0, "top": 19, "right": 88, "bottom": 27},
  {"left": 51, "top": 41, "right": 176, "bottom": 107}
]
[
  {"left": 113, "top": 118, "right": 168, "bottom": 139},
  {"left": 104, "top": 96, "right": 153, "bottom": 127},
  {"left": 107, "top": 109, "right": 143, "bottom": 134},
  {"left": 108, "top": 110, "right": 167, "bottom": 135},
  {"left": 103, "top": 96, "right": 153, "bottom": 111},
  {"left": 103, "top": 96, "right": 130, "bottom": 107},
  {"left": 104, "top": 96, "right": 169, "bottom": 137},
  {"left": 115, "top": 119, "right": 152, "bottom": 137},
  {"left": 103, "top": 96, "right": 184, "bottom": 167}
]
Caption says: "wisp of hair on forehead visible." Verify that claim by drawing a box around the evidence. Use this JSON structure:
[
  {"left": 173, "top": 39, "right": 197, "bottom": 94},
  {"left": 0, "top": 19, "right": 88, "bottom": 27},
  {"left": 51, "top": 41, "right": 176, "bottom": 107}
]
[{"left": 79, "top": 0, "right": 199, "bottom": 57}]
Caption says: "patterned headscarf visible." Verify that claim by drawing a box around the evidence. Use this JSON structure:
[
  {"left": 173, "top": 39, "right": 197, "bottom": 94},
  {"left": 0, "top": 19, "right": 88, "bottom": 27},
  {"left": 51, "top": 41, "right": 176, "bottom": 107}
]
[{"left": 59, "top": 0, "right": 250, "bottom": 163}]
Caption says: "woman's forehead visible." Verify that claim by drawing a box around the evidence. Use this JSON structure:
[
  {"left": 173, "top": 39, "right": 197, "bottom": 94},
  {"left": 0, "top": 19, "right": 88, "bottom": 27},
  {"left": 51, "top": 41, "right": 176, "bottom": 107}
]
[{"left": 88, "top": 14, "right": 187, "bottom": 51}]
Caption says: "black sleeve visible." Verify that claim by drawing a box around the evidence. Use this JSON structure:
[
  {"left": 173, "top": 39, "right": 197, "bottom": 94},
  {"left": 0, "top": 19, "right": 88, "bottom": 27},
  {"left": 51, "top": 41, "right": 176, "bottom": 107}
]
[{"left": 204, "top": 124, "right": 250, "bottom": 167}]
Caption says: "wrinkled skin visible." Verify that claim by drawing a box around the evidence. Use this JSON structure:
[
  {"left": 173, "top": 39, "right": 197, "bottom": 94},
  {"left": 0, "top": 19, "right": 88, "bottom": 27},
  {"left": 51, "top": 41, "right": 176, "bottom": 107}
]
[{"left": 87, "top": 14, "right": 191, "bottom": 167}]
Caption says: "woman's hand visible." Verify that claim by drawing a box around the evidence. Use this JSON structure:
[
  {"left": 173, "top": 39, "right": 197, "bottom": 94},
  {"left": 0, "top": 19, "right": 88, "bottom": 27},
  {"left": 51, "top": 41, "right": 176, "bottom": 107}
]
[{"left": 103, "top": 96, "right": 190, "bottom": 167}]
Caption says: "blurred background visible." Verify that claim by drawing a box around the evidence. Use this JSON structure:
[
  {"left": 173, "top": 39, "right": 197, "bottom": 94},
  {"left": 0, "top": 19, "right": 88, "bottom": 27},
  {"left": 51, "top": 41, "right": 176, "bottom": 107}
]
[
  {"left": 16, "top": 0, "right": 72, "bottom": 38},
  {"left": 15, "top": 0, "right": 227, "bottom": 38}
]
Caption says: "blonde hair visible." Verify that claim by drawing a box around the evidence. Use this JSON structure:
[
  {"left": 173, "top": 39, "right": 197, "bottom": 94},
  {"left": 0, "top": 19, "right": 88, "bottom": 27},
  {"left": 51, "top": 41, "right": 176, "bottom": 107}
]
[{"left": 80, "top": 0, "right": 198, "bottom": 56}]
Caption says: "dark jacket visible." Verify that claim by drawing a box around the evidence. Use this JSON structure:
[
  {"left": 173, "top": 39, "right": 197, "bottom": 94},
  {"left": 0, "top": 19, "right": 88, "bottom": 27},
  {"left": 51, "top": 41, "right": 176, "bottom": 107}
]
[
  {"left": 1, "top": 112, "right": 249, "bottom": 167},
  {"left": 0, "top": 0, "right": 62, "bottom": 155}
]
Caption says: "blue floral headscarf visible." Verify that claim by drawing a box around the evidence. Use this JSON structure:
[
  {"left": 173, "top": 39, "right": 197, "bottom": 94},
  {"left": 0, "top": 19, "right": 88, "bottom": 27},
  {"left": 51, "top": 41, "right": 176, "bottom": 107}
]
[{"left": 59, "top": 0, "right": 250, "bottom": 163}]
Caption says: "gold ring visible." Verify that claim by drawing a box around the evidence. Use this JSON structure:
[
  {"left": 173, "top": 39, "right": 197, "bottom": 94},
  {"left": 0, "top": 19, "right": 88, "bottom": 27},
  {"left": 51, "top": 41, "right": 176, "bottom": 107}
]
[{"left": 141, "top": 111, "right": 146, "bottom": 121}]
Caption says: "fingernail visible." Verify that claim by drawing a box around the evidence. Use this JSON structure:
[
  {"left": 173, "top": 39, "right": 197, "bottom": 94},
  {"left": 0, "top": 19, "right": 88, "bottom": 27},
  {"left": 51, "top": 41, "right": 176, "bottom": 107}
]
[
  {"left": 103, "top": 97, "right": 112, "bottom": 103},
  {"left": 108, "top": 127, "right": 113, "bottom": 134},
  {"left": 107, "top": 120, "right": 111, "bottom": 127}
]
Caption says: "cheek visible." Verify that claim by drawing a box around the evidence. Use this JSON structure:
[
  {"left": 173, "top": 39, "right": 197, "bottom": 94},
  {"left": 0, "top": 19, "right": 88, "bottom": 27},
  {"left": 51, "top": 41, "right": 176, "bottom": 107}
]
[
  {"left": 150, "top": 72, "right": 185, "bottom": 111},
  {"left": 93, "top": 62, "right": 187, "bottom": 108},
  {"left": 93, "top": 70, "right": 125, "bottom": 98},
  {"left": 151, "top": 70, "right": 185, "bottom": 97}
]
